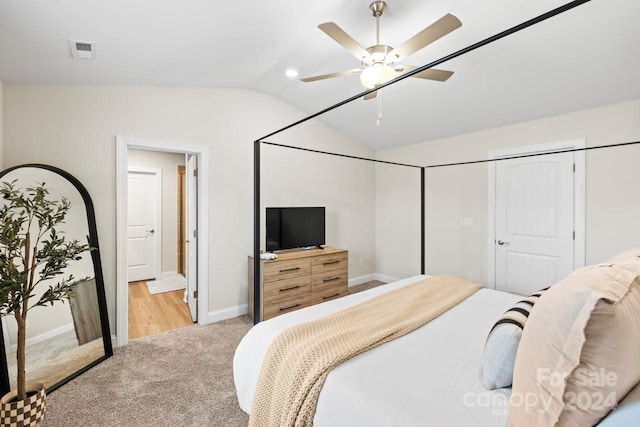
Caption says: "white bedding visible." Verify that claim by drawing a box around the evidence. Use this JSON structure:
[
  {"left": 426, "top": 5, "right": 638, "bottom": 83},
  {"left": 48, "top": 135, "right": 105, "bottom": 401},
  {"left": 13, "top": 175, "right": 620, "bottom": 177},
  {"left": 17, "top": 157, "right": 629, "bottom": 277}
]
[{"left": 234, "top": 275, "right": 640, "bottom": 426}]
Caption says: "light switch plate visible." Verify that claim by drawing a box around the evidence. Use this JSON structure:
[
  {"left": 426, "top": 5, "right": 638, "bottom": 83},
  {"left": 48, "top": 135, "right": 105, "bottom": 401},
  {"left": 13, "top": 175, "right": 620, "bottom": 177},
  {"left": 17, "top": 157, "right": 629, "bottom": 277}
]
[{"left": 460, "top": 217, "right": 473, "bottom": 227}]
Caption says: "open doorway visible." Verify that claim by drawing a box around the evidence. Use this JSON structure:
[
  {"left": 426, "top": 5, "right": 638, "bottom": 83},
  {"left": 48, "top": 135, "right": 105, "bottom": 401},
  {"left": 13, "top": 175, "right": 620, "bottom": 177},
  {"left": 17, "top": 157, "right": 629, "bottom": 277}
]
[
  {"left": 126, "top": 151, "right": 192, "bottom": 339},
  {"left": 116, "top": 136, "right": 209, "bottom": 347}
]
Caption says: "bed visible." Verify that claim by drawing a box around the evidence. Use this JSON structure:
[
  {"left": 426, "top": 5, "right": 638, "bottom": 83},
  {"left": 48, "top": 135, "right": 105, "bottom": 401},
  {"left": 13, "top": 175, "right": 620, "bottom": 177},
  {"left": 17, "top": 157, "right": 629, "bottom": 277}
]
[{"left": 234, "top": 275, "right": 640, "bottom": 426}]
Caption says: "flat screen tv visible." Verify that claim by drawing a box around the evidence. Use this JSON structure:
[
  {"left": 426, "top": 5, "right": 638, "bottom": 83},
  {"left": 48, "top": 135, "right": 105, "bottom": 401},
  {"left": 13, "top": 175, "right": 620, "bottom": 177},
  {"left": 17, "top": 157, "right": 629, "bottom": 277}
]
[{"left": 266, "top": 207, "right": 325, "bottom": 252}]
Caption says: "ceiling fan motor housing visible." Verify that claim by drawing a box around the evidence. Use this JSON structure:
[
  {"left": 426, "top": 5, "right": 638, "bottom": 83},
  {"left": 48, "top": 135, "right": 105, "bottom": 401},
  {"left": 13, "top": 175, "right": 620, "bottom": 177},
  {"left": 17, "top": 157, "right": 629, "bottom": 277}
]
[{"left": 362, "top": 45, "right": 393, "bottom": 68}]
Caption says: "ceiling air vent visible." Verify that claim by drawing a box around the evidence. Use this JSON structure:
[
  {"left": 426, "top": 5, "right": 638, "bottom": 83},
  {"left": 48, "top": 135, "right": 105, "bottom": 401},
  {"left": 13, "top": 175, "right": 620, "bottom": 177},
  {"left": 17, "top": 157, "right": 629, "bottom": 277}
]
[{"left": 69, "top": 40, "right": 96, "bottom": 59}]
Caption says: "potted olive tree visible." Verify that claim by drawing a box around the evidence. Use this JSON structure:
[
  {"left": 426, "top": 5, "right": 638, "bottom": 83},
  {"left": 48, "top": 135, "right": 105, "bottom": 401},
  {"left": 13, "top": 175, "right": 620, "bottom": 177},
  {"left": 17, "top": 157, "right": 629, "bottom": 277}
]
[{"left": 0, "top": 180, "right": 89, "bottom": 426}]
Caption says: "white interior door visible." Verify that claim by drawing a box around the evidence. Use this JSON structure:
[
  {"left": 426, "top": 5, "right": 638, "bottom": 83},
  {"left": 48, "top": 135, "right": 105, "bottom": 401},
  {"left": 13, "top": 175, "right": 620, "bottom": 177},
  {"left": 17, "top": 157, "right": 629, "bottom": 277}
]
[
  {"left": 127, "top": 169, "right": 161, "bottom": 282},
  {"left": 494, "top": 151, "right": 575, "bottom": 295},
  {"left": 185, "top": 154, "right": 198, "bottom": 321}
]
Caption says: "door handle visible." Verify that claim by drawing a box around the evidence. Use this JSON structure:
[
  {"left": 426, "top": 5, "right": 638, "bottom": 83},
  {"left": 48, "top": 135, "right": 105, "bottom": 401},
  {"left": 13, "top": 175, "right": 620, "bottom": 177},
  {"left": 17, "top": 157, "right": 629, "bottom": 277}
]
[
  {"left": 497, "top": 240, "right": 510, "bottom": 246},
  {"left": 148, "top": 229, "right": 155, "bottom": 235}
]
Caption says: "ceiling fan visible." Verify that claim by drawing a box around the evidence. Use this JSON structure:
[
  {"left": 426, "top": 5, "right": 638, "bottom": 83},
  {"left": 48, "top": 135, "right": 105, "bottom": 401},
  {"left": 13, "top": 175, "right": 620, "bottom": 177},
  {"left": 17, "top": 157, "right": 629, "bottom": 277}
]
[{"left": 301, "top": 1, "right": 462, "bottom": 100}]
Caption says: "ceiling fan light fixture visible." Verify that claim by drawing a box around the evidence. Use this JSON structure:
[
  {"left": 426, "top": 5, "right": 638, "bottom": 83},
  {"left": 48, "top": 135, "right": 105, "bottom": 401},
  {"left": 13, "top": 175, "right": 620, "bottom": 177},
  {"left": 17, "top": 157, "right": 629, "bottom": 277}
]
[{"left": 359, "top": 63, "right": 395, "bottom": 89}]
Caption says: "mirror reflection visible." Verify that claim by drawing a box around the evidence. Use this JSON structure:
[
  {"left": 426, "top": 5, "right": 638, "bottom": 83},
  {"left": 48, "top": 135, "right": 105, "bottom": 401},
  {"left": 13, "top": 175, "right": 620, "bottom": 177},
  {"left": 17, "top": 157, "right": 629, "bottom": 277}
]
[{"left": 0, "top": 166, "right": 109, "bottom": 390}]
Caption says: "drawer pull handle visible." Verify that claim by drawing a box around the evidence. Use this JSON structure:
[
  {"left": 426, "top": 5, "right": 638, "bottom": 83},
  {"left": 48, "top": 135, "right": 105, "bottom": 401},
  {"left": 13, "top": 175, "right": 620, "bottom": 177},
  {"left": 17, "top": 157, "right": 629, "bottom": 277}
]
[
  {"left": 323, "top": 293, "right": 341, "bottom": 300},
  {"left": 323, "top": 277, "right": 340, "bottom": 283},
  {"left": 279, "top": 267, "right": 301, "bottom": 273},
  {"left": 323, "top": 260, "right": 340, "bottom": 266},
  {"left": 279, "top": 285, "right": 301, "bottom": 292},
  {"left": 280, "top": 303, "right": 300, "bottom": 312}
]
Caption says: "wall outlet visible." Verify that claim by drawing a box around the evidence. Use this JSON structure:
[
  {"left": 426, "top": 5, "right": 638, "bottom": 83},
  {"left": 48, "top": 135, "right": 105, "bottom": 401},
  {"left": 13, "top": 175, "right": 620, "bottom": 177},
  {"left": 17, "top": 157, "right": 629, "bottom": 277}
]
[{"left": 358, "top": 257, "right": 364, "bottom": 266}]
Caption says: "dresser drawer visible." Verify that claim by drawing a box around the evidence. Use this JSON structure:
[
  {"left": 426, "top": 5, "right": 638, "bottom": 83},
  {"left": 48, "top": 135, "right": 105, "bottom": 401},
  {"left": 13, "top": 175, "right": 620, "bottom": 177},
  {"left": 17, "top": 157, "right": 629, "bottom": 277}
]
[
  {"left": 311, "top": 268, "right": 348, "bottom": 293},
  {"left": 311, "top": 284, "right": 347, "bottom": 305},
  {"left": 264, "top": 276, "right": 310, "bottom": 302},
  {"left": 249, "top": 247, "right": 349, "bottom": 322},
  {"left": 311, "top": 251, "right": 348, "bottom": 274},
  {"left": 263, "top": 293, "right": 311, "bottom": 320},
  {"left": 263, "top": 258, "right": 310, "bottom": 282}
]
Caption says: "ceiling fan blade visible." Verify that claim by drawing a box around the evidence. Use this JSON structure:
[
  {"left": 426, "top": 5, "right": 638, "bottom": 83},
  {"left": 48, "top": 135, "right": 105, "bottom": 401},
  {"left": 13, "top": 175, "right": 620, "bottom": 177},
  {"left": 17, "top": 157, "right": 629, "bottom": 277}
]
[
  {"left": 318, "top": 22, "right": 371, "bottom": 60},
  {"left": 397, "top": 65, "right": 454, "bottom": 82},
  {"left": 363, "top": 91, "right": 378, "bottom": 101},
  {"left": 388, "top": 14, "right": 462, "bottom": 61},
  {"left": 300, "top": 69, "right": 361, "bottom": 83}
]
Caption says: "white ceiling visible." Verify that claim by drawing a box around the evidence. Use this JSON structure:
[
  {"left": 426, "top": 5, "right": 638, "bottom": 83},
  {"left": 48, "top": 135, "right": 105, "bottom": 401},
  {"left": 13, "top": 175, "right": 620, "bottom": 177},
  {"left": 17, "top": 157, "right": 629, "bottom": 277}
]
[{"left": 0, "top": 0, "right": 638, "bottom": 150}]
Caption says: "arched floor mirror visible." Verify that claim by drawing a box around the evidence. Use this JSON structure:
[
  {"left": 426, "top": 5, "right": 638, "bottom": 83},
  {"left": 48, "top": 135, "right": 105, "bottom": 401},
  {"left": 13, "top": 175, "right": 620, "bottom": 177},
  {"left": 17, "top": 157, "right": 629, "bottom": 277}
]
[{"left": 0, "top": 164, "right": 112, "bottom": 395}]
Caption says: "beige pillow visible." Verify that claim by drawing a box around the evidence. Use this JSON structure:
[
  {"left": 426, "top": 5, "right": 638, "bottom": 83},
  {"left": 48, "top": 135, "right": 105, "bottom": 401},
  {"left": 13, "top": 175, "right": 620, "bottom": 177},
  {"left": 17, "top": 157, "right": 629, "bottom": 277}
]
[
  {"left": 506, "top": 262, "right": 640, "bottom": 427},
  {"left": 607, "top": 247, "right": 640, "bottom": 264}
]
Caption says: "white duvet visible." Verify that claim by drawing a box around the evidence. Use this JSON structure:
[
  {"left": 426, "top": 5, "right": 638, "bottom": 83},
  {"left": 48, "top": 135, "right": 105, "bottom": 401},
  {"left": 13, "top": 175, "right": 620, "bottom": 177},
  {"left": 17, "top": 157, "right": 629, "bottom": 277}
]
[{"left": 233, "top": 275, "right": 640, "bottom": 427}]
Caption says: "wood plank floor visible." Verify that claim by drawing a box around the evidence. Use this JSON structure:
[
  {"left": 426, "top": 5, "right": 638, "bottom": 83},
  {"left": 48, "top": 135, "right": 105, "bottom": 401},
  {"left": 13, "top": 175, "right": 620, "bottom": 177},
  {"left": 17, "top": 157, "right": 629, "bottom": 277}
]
[
  {"left": 128, "top": 281, "right": 194, "bottom": 340},
  {"left": 348, "top": 280, "right": 385, "bottom": 294}
]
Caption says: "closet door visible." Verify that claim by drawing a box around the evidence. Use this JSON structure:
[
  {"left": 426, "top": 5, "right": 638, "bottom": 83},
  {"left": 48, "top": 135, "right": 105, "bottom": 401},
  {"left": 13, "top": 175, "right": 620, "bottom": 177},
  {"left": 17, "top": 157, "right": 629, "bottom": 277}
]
[
  {"left": 127, "top": 169, "right": 161, "bottom": 282},
  {"left": 494, "top": 151, "right": 575, "bottom": 295}
]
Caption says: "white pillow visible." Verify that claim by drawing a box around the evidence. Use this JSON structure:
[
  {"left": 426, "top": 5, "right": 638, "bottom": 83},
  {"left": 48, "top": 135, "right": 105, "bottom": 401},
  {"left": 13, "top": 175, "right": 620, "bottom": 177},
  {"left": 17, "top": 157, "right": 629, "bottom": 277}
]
[{"left": 481, "top": 289, "right": 547, "bottom": 390}]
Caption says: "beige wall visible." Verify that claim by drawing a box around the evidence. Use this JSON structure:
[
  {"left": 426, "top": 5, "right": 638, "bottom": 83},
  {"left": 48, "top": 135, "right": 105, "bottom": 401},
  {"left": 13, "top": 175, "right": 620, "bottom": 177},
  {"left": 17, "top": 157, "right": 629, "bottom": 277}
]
[
  {"left": 373, "top": 163, "right": 422, "bottom": 280},
  {"left": 2, "top": 85, "right": 376, "bottom": 336},
  {"left": 7, "top": 82, "right": 636, "bottom": 334},
  {"left": 375, "top": 98, "right": 640, "bottom": 284},
  {"left": 262, "top": 145, "right": 375, "bottom": 278},
  {"left": 128, "top": 149, "right": 185, "bottom": 274}
]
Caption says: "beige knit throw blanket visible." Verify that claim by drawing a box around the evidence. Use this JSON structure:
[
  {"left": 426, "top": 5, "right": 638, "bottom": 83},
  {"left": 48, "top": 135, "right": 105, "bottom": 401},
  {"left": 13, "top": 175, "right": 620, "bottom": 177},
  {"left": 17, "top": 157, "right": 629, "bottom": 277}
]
[{"left": 248, "top": 275, "right": 481, "bottom": 427}]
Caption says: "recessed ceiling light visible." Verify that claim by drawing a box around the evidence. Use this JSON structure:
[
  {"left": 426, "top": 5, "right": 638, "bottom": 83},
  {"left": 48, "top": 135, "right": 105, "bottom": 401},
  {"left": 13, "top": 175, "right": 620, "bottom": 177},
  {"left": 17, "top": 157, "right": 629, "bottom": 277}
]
[{"left": 285, "top": 69, "right": 298, "bottom": 78}]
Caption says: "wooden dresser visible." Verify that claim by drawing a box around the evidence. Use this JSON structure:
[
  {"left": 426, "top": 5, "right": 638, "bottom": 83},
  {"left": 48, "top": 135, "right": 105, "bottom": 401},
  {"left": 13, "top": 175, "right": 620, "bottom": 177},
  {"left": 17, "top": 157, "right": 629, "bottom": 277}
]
[{"left": 248, "top": 246, "right": 348, "bottom": 321}]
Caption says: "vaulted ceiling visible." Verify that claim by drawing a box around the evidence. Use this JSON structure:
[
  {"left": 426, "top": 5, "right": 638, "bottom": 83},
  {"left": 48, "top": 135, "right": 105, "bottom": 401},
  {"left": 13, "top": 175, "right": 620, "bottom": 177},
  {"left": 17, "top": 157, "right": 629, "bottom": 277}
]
[{"left": 0, "top": 0, "right": 638, "bottom": 150}]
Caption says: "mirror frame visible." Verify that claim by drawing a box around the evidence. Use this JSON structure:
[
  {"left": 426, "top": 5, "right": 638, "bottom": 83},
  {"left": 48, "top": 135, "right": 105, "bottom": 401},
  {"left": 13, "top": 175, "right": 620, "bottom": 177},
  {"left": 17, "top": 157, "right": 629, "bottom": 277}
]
[{"left": 0, "top": 163, "right": 113, "bottom": 395}]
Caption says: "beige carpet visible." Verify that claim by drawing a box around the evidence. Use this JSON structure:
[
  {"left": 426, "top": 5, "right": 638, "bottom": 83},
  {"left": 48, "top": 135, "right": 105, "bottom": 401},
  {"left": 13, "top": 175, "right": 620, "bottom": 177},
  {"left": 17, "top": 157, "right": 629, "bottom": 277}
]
[
  {"left": 41, "top": 281, "right": 384, "bottom": 426},
  {"left": 42, "top": 317, "right": 253, "bottom": 427}
]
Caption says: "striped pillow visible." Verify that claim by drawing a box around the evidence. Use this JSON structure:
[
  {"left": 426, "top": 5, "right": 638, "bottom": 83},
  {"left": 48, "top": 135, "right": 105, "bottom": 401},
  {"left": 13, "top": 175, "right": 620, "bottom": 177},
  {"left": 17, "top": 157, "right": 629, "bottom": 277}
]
[{"left": 481, "top": 288, "right": 548, "bottom": 390}]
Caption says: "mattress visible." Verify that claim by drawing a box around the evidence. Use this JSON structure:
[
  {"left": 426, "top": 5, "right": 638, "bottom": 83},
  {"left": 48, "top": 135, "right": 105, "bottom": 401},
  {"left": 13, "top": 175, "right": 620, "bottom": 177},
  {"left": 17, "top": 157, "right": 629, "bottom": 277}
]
[
  {"left": 234, "top": 275, "right": 517, "bottom": 426},
  {"left": 234, "top": 275, "right": 640, "bottom": 426}
]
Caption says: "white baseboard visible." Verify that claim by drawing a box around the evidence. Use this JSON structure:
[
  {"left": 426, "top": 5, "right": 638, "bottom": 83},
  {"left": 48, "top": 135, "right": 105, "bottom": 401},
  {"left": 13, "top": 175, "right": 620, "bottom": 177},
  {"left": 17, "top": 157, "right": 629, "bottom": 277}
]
[
  {"left": 9, "top": 323, "right": 75, "bottom": 353},
  {"left": 189, "top": 273, "right": 398, "bottom": 326},
  {"left": 202, "top": 273, "right": 392, "bottom": 324},
  {"left": 112, "top": 304, "right": 248, "bottom": 347},
  {"left": 349, "top": 273, "right": 399, "bottom": 287},
  {"left": 206, "top": 304, "right": 248, "bottom": 324}
]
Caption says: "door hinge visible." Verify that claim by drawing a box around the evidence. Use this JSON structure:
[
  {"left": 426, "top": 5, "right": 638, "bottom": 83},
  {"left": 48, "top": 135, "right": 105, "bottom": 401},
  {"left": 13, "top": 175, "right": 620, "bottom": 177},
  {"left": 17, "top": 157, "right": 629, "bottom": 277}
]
[
  {"left": 573, "top": 163, "right": 576, "bottom": 173},
  {"left": 193, "top": 290, "right": 198, "bottom": 299},
  {"left": 193, "top": 229, "right": 198, "bottom": 238},
  {"left": 193, "top": 169, "right": 198, "bottom": 177},
  {"left": 573, "top": 230, "right": 575, "bottom": 240}
]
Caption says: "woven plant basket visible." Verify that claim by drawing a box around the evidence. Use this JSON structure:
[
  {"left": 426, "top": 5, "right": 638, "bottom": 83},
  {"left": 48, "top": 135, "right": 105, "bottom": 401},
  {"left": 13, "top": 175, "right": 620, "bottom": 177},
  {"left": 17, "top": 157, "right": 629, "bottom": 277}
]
[{"left": 0, "top": 383, "right": 46, "bottom": 427}]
